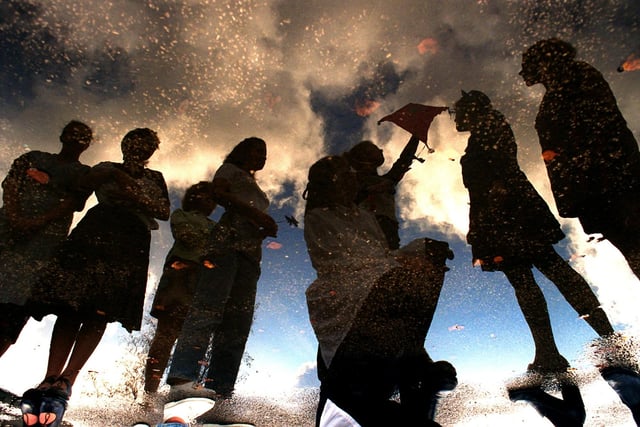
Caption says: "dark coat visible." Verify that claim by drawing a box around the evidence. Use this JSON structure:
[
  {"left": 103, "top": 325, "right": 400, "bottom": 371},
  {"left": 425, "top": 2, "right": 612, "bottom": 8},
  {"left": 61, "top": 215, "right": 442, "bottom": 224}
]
[
  {"left": 461, "top": 110, "right": 564, "bottom": 271},
  {"left": 535, "top": 60, "right": 640, "bottom": 232}
]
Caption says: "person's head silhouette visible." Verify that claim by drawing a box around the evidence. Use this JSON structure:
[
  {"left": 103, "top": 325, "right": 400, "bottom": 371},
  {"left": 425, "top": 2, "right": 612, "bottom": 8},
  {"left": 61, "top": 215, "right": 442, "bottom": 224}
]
[
  {"left": 453, "top": 90, "right": 493, "bottom": 132},
  {"left": 520, "top": 38, "right": 576, "bottom": 86}
]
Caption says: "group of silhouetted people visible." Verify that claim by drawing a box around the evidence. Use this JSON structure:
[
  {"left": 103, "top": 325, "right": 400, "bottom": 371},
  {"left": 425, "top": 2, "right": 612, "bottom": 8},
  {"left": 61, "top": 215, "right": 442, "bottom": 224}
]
[
  {"left": 0, "top": 38, "right": 639, "bottom": 427},
  {"left": 0, "top": 124, "right": 276, "bottom": 425},
  {"left": 305, "top": 38, "right": 640, "bottom": 427}
]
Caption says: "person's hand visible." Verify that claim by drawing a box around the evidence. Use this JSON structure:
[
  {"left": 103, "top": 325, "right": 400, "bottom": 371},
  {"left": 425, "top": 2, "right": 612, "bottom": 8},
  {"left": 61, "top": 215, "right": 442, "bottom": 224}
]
[{"left": 254, "top": 212, "right": 278, "bottom": 238}]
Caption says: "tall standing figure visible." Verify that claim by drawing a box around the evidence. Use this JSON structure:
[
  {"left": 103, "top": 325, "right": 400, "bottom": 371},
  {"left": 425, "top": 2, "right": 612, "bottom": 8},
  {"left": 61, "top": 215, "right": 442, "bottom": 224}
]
[
  {"left": 0, "top": 120, "right": 92, "bottom": 357},
  {"left": 167, "top": 137, "right": 277, "bottom": 408},
  {"left": 520, "top": 38, "right": 640, "bottom": 279},
  {"left": 454, "top": 90, "right": 627, "bottom": 426},
  {"left": 454, "top": 90, "right": 615, "bottom": 373},
  {"left": 25, "top": 128, "right": 169, "bottom": 427}
]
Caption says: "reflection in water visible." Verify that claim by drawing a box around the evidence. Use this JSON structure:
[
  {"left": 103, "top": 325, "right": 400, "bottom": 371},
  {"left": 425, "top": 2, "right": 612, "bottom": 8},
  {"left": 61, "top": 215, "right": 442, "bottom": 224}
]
[
  {"left": 0, "top": 121, "right": 93, "bottom": 353},
  {"left": 163, "top": 138, "right": 276, "bottom": 423},
  {"left": 454, "top": 88, "right": 624, "bottom": 425},
  {"left": 522, "top": 38, "right": 640, "bottom": 281},
  {"left": 144, "top": 181, "right": 217, "bottom": 394},
  {"left": 11, "top": 129, "right": 169, "bottom": 425},
  {"left": 303, "top": 155, "right": 455, "bottom": 425},
  {"left": 0, "top": 1, "right": 639, "bottom": 426}
]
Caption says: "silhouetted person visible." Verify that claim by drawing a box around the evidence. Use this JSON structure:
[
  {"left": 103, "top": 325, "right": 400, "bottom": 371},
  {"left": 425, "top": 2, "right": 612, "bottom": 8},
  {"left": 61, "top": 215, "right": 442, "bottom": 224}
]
[
  {"left": 454, "top": 90, "right": 615, "bottom": 374},
  {"left": 167, "top": 137, "right": 277, "bottom": 424},
  {"left": 304, "top": 155, "right": 456, "bottom": 427},
  {"left": 23, "top": 128, "right": 169, "bottom": 426},
  {"left": 508, "top": 376, "right": 586, "bottom": 427},
  {"left": 345, "top": 136, "right": 421, "bottom": 250},
  {"left": 0, "top": 120, "right": 93, "bottom": 357},
  {"left": 520, "top": 38, "right": 640, "bottom": 279},
  {"left": 144, "top": 181, "right": 217, "bottom": 393}
]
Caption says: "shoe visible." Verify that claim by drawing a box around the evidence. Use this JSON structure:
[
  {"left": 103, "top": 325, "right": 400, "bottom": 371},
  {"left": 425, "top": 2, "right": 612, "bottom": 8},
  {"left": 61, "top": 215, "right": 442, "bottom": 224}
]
[
  {"left": 168, "top": 381, "right": 222, "bottom": 402},
  {"left": 19, "top": 388, "right": 42, "bottom": 427},
  {"left": 35, "top": 376, "right": 58, "bottom": 392},
  {"left": 38, "top": 377, "right": 71, "bottom": 427},
  {"left": 427, "top": 360, "right": 458, "bottom": 392},
  {"left": 156, "top": 416, "right": 189, "bottom": 426},
  {"left": 508, "top": 382, "right": 586, "bottom": 426},
  {"left": 164, "top": 397, "right": 215, "bottom": 424},
  {"left": 508, "top": 385, "right": 544, "bottom": 403},
  {"left": 38, "top": 394, "right": 67, "bottom": 427},
  {"left": 527, "top": 355, "right": 570, "bottom": 374}
]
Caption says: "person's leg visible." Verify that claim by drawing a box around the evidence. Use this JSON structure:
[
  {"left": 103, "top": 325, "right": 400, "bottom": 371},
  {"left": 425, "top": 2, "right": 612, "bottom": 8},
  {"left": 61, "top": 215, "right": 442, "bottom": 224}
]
[
  {"left": 317, "top": 269, "right": 425, "bottom": 425},
  {"left": 205, "top": 254, "right": 260, "bottom": 395},
  {"left": 320, "top": 348, "right": 401, "bottom": 426},
  {"left": 145, "top": 313, "right": 186, "bottom": 392},
  {"left": 534, "top": 247, "right": 614, "bottom": 337},
  {"left": 167, "top": 254, "right": 237, "bottom": 385},
  {"left": 376, "top": 216, "right": 400, "bottom": 250},
  {"left": 59, "top": 315, "right": 107, "bottom": 386},
  {"left": 43, "top": 315, "right": 82, "bottom": 381},
  {"left": 29, "top": 312, "right": 105, "bottom": 427},
  {"left": 406, "top": 241, "right": 450, "bottom": 345},
  {"left": 399, "top": 350, "right": 453, "bottom": 425},
  {"left": 145, "top": 266, "right": 196, "bottom": 393},
  {"left": 503, "top": 267, "right": 568, "bottom": 372},
  {"left": 508, "top": 381, "right": 586, "bottom": 426},
  {"left": 315, "top": 348, "right": 329, "bottom": 427},
  {"left": 581, "top": 197, "right": 640, "bottom": 280}
]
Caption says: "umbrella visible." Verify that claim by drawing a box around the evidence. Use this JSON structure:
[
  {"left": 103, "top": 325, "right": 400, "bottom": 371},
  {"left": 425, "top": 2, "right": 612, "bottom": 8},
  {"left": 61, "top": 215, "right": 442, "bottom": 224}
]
[{"left": 377, "top": 103, "right": 448, "bottom": 144}]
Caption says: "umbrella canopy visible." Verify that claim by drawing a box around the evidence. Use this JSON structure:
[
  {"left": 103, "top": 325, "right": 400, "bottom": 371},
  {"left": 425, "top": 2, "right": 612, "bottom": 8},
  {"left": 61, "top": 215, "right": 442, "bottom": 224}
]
[{"left": 377, "top": 103, "right": 448, "bottom": 143}]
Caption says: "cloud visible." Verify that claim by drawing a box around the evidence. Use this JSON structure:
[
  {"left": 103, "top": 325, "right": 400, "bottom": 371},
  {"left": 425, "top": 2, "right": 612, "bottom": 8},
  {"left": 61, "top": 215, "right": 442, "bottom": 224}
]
[
  {"left": 1, "top": 2, "right": 639, "bottom": 419},
  {"left": 293, "top": 361, "right": 320, "bottom": 388}
]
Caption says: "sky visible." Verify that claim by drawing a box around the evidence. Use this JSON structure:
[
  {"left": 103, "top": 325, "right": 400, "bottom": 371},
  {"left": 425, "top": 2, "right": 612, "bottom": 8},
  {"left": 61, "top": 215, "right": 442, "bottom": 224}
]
[{"left": 1, "top": 0, "right": 640, "bottom": 425}]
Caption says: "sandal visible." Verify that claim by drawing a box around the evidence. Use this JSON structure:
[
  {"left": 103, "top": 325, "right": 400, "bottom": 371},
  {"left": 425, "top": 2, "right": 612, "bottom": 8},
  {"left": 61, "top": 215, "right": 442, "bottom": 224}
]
[
  {"left": 38, "top": 377, "right": 71, "bottom": 427},
  {"left": 38, "top": 394, "right": 67, "bottom": 427},
  {"left": 19, "top": 388, "right": 43, "bottom": 427}
]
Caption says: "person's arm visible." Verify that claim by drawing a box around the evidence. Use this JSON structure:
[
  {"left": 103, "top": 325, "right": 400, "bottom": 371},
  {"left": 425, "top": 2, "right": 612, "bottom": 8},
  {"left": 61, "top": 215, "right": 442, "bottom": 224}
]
[
  {"left": 86, "top": 164, "right": 170, "bottom": 220},
  {"left": 133, "top": 170, "right": 170, "bottom": 220},
  {"left": 212, "top": 176, "right": 277, "bottom": 237},
  {"left": 171, "top": 210, "right": 206, "bottom": 248},
  {"left": 2, "top": 155, "right": 32, "bottom": 228},
  {"left": 1, "top": 155, "right": 64, "bottom": 231},
  {"left": 384, "top": 135, "right": 421, "bottom": 183}
]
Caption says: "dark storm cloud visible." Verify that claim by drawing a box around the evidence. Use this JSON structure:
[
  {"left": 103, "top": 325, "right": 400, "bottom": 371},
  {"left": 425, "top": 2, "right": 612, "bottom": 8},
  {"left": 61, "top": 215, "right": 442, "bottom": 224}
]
[
  {"left": 309, "top": 61, "right": 406, "bottom": 152},
  {"left": 82, "top": 45, "right": 136, "bottom": 98},
  {"left": 0, "top": 0, "right": 81, "bottom": 107},
  {"left": 0, "top": 1, "right": 638, "bottom": 420},
  {"left": 0, "top": 0, "right": 142, "bottom": 109}
]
